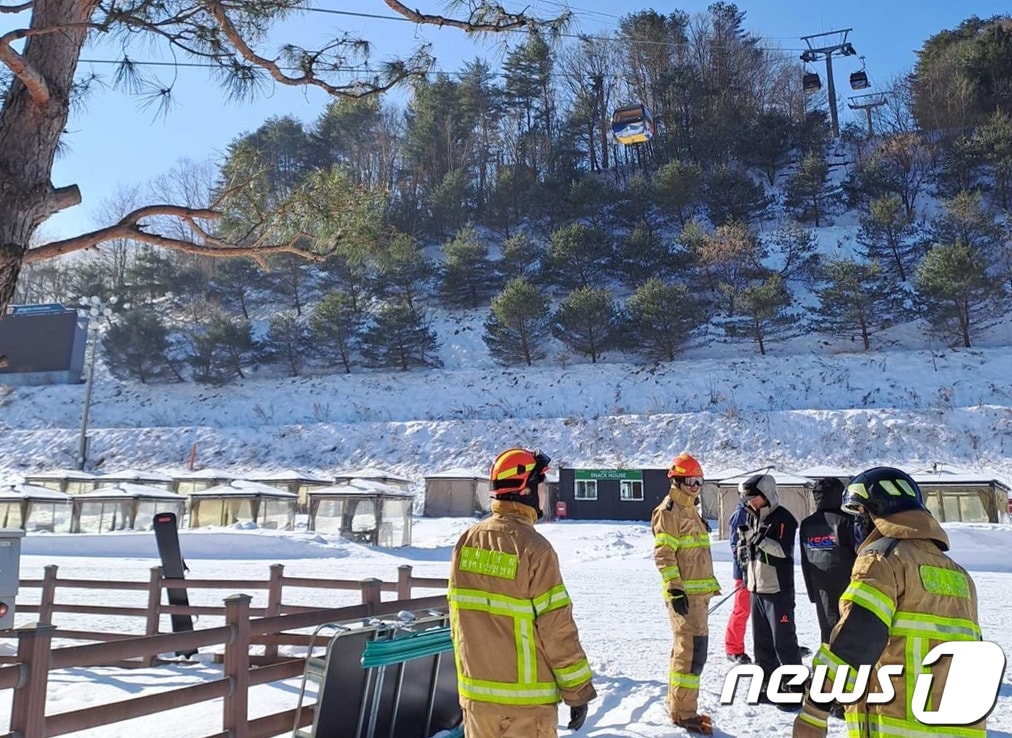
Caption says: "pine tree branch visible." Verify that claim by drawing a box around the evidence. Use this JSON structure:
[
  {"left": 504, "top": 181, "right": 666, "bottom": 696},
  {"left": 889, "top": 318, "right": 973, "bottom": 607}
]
[
  {"left": 23, "top": 204, "right": 324, "bottom": 264},
  {"left": 0, "top": 2, "right": 32, "bottom": 13},
  {"left": 382, "top": 0, "right": 546, "bottom": 32}
]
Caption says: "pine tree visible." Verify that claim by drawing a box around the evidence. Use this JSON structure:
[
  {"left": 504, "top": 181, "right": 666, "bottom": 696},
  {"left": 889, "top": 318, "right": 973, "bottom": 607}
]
[
  {"left": 500, "top": 233, "right": 545, "bottom": 279},
  {"left": 615, "top": 224, "right": 677, "bottom": 288},
  {"left": 786, "top": 153, "right": 835, "bottom": 227},
  {"left": 653, "top": 160, "right": 704, "bottom": 228},
  {"left": 310, "top": 291, "right": 363, "bottom": 374},
  {"left": 439, "top": 225, "right": 500, "bottom": 308},
  {"left": 372, "top": 232, "right": 431, "bottom": 311},
  {"left": 766, "top": 223, "right": 821, "bottom": 285},
  {"left": 625, "top": 279, "right": 702, "bottom": 362},
  {"left": 916, "top": 241, "right": 998, "bottom": 348},
  {"left": 543, "top": 223, "right": 613, "bottom": 291},
  {"left": 551, "top": 286, "right": 621, "bottom": 363},
  {"left": 727, "top": 274, "right": 793, "bottom": 356},
  {"left": 813, "top": 258, "right": 899, "bottom": 351},
  {"left": 857, "top": 195, "right": 919, "bottom": 282},
  {"left": 185, "top": 313, "right": 256, "bottom": 384},
  {"left": 208, "top": 259, "right": 263, "bottom": 320},
  {"left": 101, "top": 309, "right": 182, "bottom": 383},
  {"left": 483, "top": 278, "right": 550, "bottom": 366},
  {"left": 704, "top": 165, "right": 770, "bottom": 226},
  {"left": 262, "top": 313, "right": 313, "bottom": 377},
  {"left": 698, "top": 222, "right": 768, "bottom": 316},
  {"left": 360, "top": 302, "right": 442, "bottom": 371}
]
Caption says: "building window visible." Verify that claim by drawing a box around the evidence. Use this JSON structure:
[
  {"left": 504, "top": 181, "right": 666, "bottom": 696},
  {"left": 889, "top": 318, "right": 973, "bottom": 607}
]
[
  {"left": 620, "top": 480, "right": 643, "bottom": 501},
  {"left": 575, "top": 480, "right": 598, "bottom": 500}
]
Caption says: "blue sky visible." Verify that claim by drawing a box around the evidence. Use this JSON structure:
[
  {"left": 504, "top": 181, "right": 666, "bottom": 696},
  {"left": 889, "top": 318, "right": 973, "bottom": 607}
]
[{"left": 28, "top": 1, "right": 1008, "bottom": 240}]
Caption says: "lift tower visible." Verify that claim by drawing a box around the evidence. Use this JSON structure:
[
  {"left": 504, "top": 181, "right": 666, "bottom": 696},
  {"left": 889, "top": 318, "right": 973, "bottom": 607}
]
[{"left": 801, "top": 29, "right": 858, "bottom": 138}]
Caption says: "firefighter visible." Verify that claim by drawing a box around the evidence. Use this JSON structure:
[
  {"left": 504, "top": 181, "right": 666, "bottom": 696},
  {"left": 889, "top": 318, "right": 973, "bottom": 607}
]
[
  {"left": 799, "top": 477, "right": 857, "bottom": 644},
  {"left": 793, "top": 466, "right": 985, "bottom": 738},
  {"left": 724, "top": 492, "right": 752, "bottom": 664},
  {"left": 652, "top": 452, "right": 720, "bottom": 735},
  {"left": 738, "top": 473, "right": 803, "bottom": 709},
  {"left": 448, "top": 448, "right": 596, "bottom": 738}
]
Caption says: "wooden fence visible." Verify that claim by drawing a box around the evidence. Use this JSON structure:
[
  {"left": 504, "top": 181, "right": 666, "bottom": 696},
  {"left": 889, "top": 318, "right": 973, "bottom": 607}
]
[{"left": 0, "top": 564, "right": 451, "bottom": 738}]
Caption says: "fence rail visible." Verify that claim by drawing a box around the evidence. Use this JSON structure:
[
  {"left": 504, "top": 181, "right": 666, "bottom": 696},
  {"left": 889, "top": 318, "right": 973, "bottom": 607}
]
[{"left": 0, "top": 564, "right": 451, "bottom": 738}]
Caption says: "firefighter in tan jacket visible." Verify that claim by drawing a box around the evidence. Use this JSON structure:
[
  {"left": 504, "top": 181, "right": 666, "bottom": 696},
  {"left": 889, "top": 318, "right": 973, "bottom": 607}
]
[
  {"left": 652, "top": 452, "right": 721, "bottom": 735},
  {"left": 449, "top": 448, "right": 596, "bottom": 738},
  {"left": 793, "top": 466, "right": 985, "bottom": 738}
]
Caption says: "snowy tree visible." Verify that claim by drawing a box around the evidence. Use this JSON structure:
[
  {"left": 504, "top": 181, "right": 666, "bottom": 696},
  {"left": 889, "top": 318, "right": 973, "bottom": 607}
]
[{"left": 483, "top": 278, "right": 550, "bottom": 366}]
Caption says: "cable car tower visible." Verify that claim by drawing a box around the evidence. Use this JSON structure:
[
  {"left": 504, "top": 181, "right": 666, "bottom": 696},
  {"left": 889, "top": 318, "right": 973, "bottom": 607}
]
[
  {"left": 800, "top": 29, "right": 858, "bottom": 138},
  {"left": 848, "top": 92, "right": 888, "bottom": 138}
]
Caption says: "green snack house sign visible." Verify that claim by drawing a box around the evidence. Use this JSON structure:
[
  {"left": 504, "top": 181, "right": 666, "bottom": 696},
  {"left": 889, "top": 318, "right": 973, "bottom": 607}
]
[{"left": 573, "top": 469, "right": 643, "bottom": 481}]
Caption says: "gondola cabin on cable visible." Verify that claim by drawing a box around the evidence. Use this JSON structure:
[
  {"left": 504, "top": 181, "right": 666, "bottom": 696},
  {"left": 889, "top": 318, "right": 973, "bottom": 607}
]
[
  {"left": 611, "top": 103, "right": 654, "bottom": 145},
  {"left": 849, "top": 69, "right": 869, "bottom": 90},
  {"left": 803, "top": 72, "right": 822, "bottom": 94}
]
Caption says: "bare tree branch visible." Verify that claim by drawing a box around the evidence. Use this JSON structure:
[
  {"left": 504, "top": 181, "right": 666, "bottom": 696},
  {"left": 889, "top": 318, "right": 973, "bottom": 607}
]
[
  {"left": 0, "top": 2, "right": 32, "bottom": 13},
  {"left": 23, "top": 204, "right": 324, "bottom": 264},
  {"left": 0, "top": 27, "right": 49, "bottom": 104},
  {"left": 382, "top": 0, "right": 559, "bottom": 33}
]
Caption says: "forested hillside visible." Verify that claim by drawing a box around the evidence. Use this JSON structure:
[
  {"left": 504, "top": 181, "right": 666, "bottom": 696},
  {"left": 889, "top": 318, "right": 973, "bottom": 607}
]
[{"left": 12, "top": 9, "right": 1012, "bottom": 385}]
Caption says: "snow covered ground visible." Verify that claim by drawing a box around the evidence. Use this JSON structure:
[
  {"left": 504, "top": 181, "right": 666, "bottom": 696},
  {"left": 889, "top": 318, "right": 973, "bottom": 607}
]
[{"left": 5, "top": 520, "right": 1012, "bottom": 738}]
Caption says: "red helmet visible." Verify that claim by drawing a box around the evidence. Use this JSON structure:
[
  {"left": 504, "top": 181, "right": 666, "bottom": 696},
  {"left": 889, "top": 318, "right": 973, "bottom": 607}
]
[
  {"left": 667, "top": 452, "right": 703, "bottom": 480},
  {"left": 490, "top": 448, "right": 551, "bottom": 496}
]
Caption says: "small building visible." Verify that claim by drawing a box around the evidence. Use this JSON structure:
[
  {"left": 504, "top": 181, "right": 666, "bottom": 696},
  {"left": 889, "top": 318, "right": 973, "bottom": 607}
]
[
  {"left": 714, "top": 470, "right": 815, "bottom": 540},
  {"left": 22, "top": 469, "right": 97, "bottom": 495},
  {"left": 796, "top": 465, "right": 853, "bottom": 487},
  {"left": 910, "top": 464, "right": 1011, "bottom": 524},
  {"left": 187, "top": 480, "right": 296, "bottom": 530},
  {"left": 699, "top": 467, "right": 749, "bottom": 521},
  {"left": 333, "top": 467, "right": 415, "bottom": 491},
  {"left": 173, "top": 468, "right": 236, "bottom": 495},
  {"left": 556, "top": 467, "right": 670, "bottom": 521},
  {"left": 95, "top": 469, "right": 175, "bottom": 492},
  {"left": 423, "top": 468, "right": 491, "bottom": 517},
  {"left": 306, "top": 480, "right": 414, "bottom": 547},
  {"left": 245, "top": 469, "right": 332, "bottom": 506},
  {"left": 70, "top": 484, "right": 185, "bottom": 533},
  {"left": 0, "top": 482, "right": 73, "bottom": 532}
]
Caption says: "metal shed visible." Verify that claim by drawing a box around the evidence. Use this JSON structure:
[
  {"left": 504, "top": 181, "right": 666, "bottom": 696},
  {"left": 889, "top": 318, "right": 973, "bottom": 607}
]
[
  {"left": 306, "top": 480, "right": 414, "bottom": 547},
  {"left": 187, "top": 480, "right": 297, "bottom": 530},
  {"left": 70, "top": 483, "right": 185, "bottom": 533},
  {"left": 22, "top": 469, "right": 96, "bottom": 495},
  {"left": 245, "top": 469, "right": 332, "bottom": 507},
  {"left": 173, "top": 468, "right": 236, "bottom": 495},
  {"left": 0, "top": 482, "right": 73, "bottom": 532},
  {"left": 910, "top": 464, "right": 1011, "bottom": 524},
  {"left": 423, "top": 468, "right": 490, "bottom": 517},
  {"left": 714, "top": 469, "right": 815, "bottom": 540},
  {"left": 94, "top": 469, "right": 175, "bottom": 492},
  {"left": 333, "top": 467, "right": 415, "bottom": 491}
]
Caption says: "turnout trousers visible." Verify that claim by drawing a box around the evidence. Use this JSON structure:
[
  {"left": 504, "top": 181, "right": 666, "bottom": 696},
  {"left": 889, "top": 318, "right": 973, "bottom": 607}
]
[
  {"left": 462, "top": 701, "right": 558, "bottom": 738},
  {"left": 666, "top": 594, "right": 711, "bottom": 721}
]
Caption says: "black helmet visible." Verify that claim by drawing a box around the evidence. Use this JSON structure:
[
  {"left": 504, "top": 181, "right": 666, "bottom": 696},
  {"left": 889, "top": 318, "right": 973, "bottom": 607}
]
[{"left": 843, "top": 466, "right": 924, "bottom": 517}]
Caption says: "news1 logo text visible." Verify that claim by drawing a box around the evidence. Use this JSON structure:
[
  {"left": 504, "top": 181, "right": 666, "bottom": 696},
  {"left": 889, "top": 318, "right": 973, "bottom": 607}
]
[{"left": 720, "top": 641, "right": 1006, "bottom": 725}]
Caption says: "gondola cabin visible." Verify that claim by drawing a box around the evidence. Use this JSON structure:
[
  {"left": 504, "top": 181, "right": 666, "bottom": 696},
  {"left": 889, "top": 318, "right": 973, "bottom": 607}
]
[
  {"left": 803, "top": 72, "right": 822, "bottom": 94},
  {"left": 612, "top": 104, "right": 654, "bottom": 145},
  {"left": 849, "top": 70, "right": 869, "bottom": 90}
]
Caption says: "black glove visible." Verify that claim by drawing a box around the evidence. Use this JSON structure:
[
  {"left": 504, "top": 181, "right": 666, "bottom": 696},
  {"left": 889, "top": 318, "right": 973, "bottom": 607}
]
[
  {"left": 668, "top": 589, "right": 689, "bottom": 617},
  {"left": 567, "top": 703, "right": 588, "bottom": 731}
]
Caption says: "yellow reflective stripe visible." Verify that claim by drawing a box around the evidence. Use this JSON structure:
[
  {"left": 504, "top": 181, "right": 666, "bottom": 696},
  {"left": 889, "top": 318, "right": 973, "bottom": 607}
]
[
  {"left": 813, "top": 644, "right": 858, "bottom": 690},
  {"left": 494, "top": 462, "right": 536, "bottom": 481},
  {"left": 683, "top": 577, "right": 720, "bottom": 594},
  {"left": 448, "top": 587, "right": 535, "bottom": 618},
  {"left": 532, "top": 584, "right": 571, "bottom": 616},
  {"left": 655, "top": 532, "right": 680, "bottom": 550},
  {"left": 670, "top": 670, "right": 699, "bottom": 689},
  {"left": 847, "top": 482, "right": 869, "bottom": 500},
  {"left": 867, "top": 713, "right": 985, "bottom": 738},
  {"left": 842, "top": 581, "right": 896, "bottom": 626},
  {"left": 660, "top": 565, "right": 682, "bottom": 583},
  {"left": 799, "top": 711, "right": 828, "bottom": 730},
  {"left": 458, "top": 674, "right": 559, "bottom": 705},
  {"left": 553, "top": 659, "right": 592, "bottom": 688},
  {"left": 879, "top": 479, "right": 917, "bottom": 498},
  {"left": 516, "top": 615, "right": 536, "bottom": 684},
  {"left": 891, "top": 611, "right": 980, "bottom": 641}
]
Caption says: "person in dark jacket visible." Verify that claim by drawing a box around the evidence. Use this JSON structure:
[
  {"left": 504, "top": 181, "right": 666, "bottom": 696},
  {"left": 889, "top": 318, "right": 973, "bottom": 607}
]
[
  {"left": 799, "top": 478, "right": 856, "bottom": 644},
  {"left": 737, "top": 473, "right": 803, "bottom": 709},
  {"left": 724, "top": 496, "right": 752, "bottom": 663}
]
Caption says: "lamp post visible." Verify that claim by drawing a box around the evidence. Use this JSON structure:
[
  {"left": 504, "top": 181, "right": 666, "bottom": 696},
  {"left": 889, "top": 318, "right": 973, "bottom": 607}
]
[{"left": 76, "top": 295, "right": 115, "bottom": 470}]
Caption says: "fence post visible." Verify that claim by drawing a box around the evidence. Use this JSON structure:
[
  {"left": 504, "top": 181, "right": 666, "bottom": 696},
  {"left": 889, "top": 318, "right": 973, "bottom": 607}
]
[
  {"left": 9, "top": 623, "right": 55, "bottom": 738},
  {"left": 360, "top": 578, "right": 382, "bottom": 613},
  {"left": 38, "top": 565, "right": 58, "bottom": 624},
  {"left": 263, "top": 564, "right": 284, "bottom": 661},
  {"left": 144, "top": 566, "right": 163, "bottom": 666},
  {"left": 397, "top": 564, "right": 412, "bottom": 601},
  {"left": 223, "top": 594, "right": 251, "bottom": 738}
]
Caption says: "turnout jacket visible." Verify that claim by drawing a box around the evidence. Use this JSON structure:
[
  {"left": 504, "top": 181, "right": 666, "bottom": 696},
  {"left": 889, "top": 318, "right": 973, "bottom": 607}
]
[
  {"left": 742, "top": 488, "right": 798, "bottom": 595},
  {"left": 448, "top": 500, "right": 596, "bottom": 709},
  {"left": 652, "top": 485, "right": 720, "bottom": 600},
  {"left": 802, "top": 510, "right": 984, "bottom": 738}
]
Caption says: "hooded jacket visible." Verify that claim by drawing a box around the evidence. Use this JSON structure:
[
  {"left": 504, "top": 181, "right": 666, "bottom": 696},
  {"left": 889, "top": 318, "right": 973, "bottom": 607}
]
[
  {"left": 804, "top": 509, "right": 984, "bottom": 738},
  {"left": 742, "top": 478, "right": 798, "bottom": 595},
  {"left": 652, "top": 483, "right": 720, "bottom": 600},
  {"left": 799, "top": 479, "right": 856, "bottom": 604},
  {"left": 448, "top": 499, "right": 596, "bottom": 710}
]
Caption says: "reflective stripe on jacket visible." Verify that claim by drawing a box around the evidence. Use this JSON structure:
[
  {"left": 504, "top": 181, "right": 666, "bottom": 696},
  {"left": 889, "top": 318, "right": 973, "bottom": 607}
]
[
  {"left": 808, "top": 509, "right": 984, "bottom": 738},
  {"left": 448, "top": 500, "right": 596, "bottom": 709},
  {"left": 652, "top": 485, "right": 720, "bottom": 598}
]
